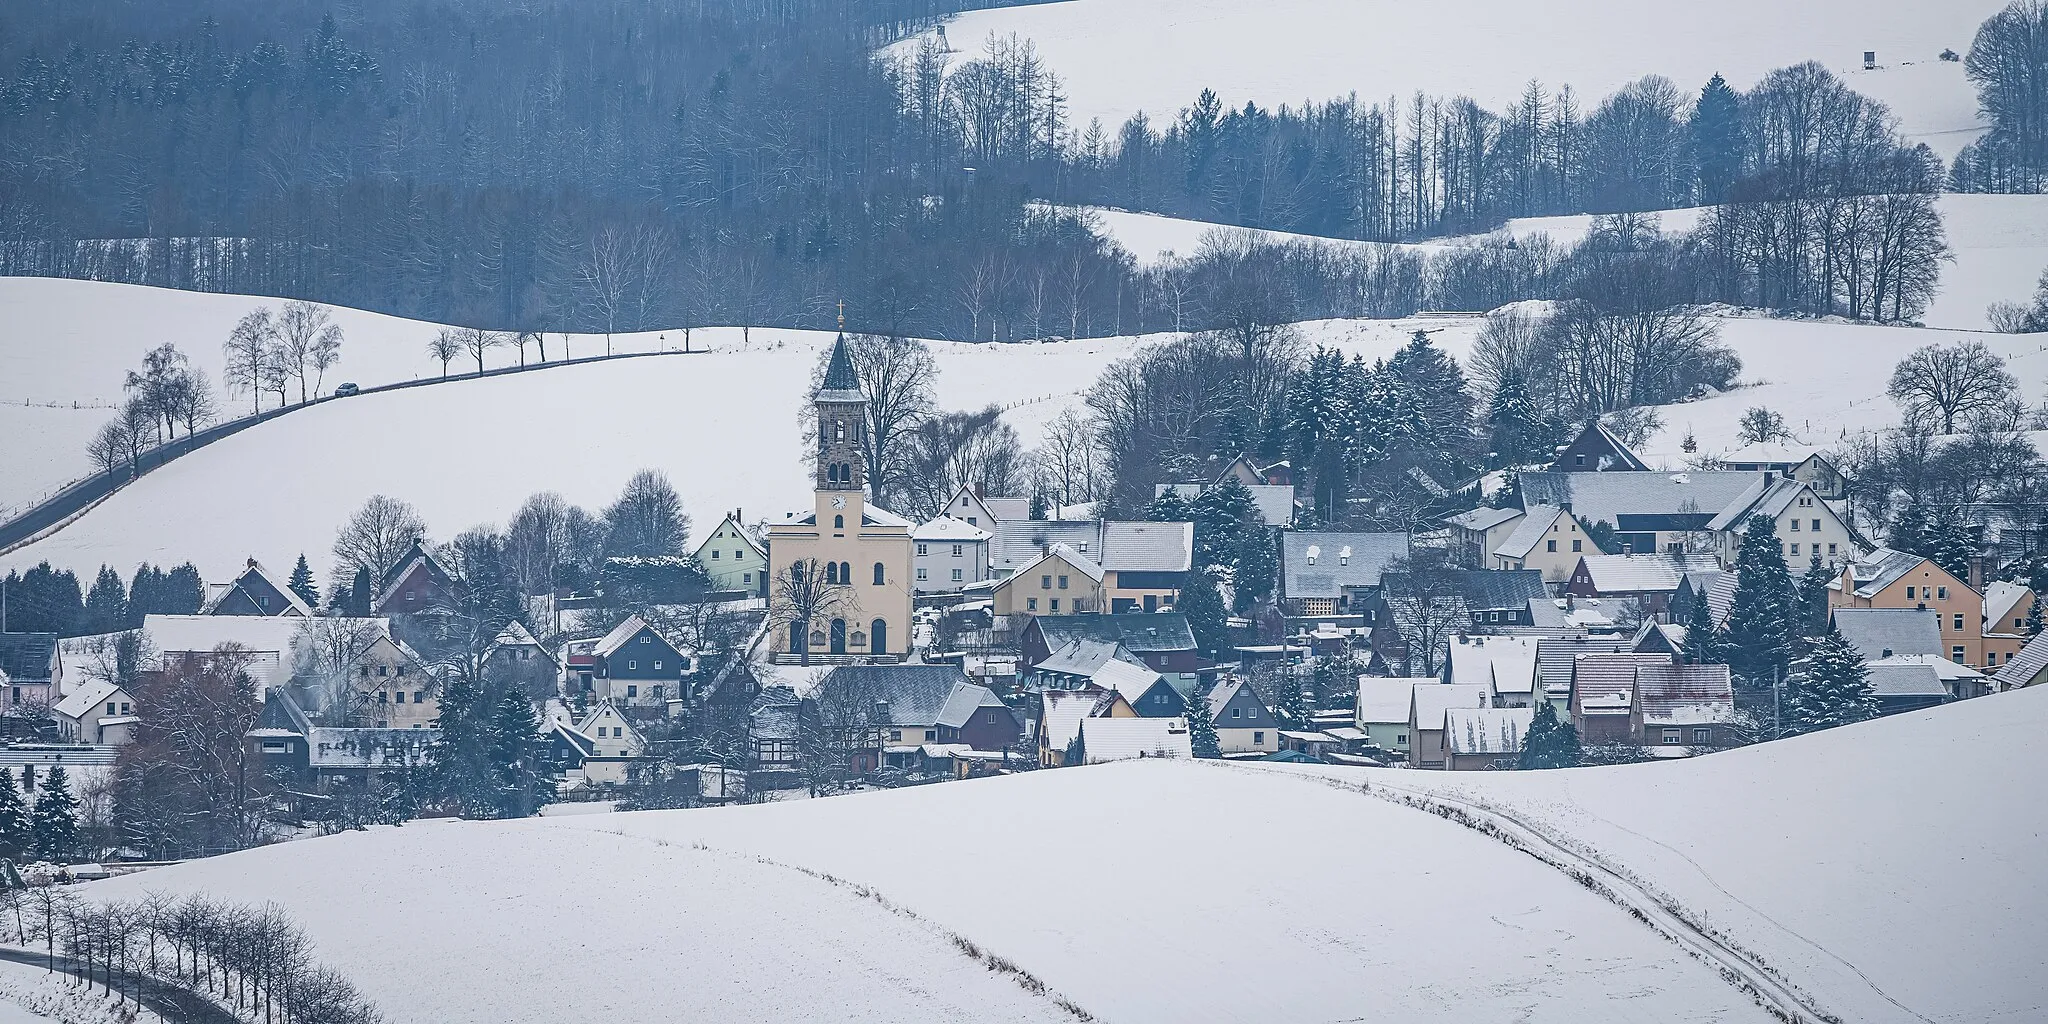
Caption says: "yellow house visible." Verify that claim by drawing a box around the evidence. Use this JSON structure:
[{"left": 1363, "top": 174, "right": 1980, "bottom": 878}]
[
  {"left": 993, "top": 544, "right": 1105, "bottom": 617},
  {"left": 353, "top": 635, "right": 439, "bottom": 729},
  {"left": 766, "top": 335, "right": 916, "bottom": 661},
  {"left": 1098, "top": 521, "right": 1194, "bottom": 614},
  {"left": 1831, "top": 548, "right": 2006, "bottom": 671},
  {"left": 1489, "top": 504, "right": 1601, "bottom": 583}
]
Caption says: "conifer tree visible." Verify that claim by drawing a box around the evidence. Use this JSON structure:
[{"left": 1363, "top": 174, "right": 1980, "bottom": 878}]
[
  {"left": 1484, "top": 368, "right": 1557, "bottom": 467},
  {"left": 82, "top": 565, "right": 127, "bottom": 634},
  {"left": 1027, "top": 492, "right": 1050, "bottom": 520},
  {"left": 288, "top": 554, "right": 320, "bottom": 609},
  {"left": 1688, "top": 73, "right": 1743, "bottom": 203},
  {"left": 1927, "top": 514, "right": 1975, "bottom": 581},
  {"left": 1385, "top": 330, "right": 1475, "bottom": 468},
  {"left": 1888, "top": 501, "right": 1932, "bottom": 557},
  {"left": 1784, "top": 627, "right": 1879, "bottom": 735},
  {"left": 2027, "top": 596, "right": 2044, "bottom": 637},
  {"left": 1518, "top": 699, "right": 1581, "bottom": 769},
  {"left": 1230, "top": 531, "right": 1277, "bottom": 613},
  {"left": 489, "top": 691, "right": 551, "bottom": 817},
  {"left": 162, "top": 563, "right": 206, "bottom": 614},
  {"left": 1191, "top": 477, "right": 1261, "bottom": 571},
  {"left": 30, "top": 766, "right": 78, "bottom": 862},
  {"left": 0, "top": 771, "right": 27, "bottom": 863},
  {"left": 1723, "top": 515, "right": 1796, "bottom": 709},
  {"left": 348, "top": 566, "right": 374, "bottom": 616},
  {"left": 1185, "top": 678, "right": 1221, "bottom": 758},
  {"left": 1145, "top": 487, "right": 1193, "bottom": 524},
  {"left": 1178, "top": 570, "right": 1231, "bottom": 655},
  {"left": 1682, "top": 594, "right": 1723, "bottom": 665},
  {"left": 1795, "top": 551, "right": 1835, "bottom": 637}
]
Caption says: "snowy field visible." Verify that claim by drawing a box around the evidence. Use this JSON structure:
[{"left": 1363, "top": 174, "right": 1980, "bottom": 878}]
[
  {"left": 899, "top": 0, "right": 1993, "bottom": 161},
  {"left": 84, "top": 688, "right": 2048, "bottom": 1023}
]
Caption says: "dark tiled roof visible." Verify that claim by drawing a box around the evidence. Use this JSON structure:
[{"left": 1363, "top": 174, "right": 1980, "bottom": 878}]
[
  {"left": 1382, "top": 568, "right": 1547, "bottom": 611},
  {"left": 817, "top": 334, "right": 862, "bottom": 401},
  {"left": 819, "top": 665, "right": 994, "bottom": 728},
  {"left": 1281, "top": 533, "right": 1410, "bottom": 600},
  {"left": 0, "top": 633, "right": 58, "bottom": 683},
  {"left": 1032, "top": 613, "right": 1196, "bottom": 653},
  {"left": 1831, "top": 608, "right": 1943, "bottom": 661}
]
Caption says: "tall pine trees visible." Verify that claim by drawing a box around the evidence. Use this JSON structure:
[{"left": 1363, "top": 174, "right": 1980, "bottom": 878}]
[
  {"left": 0, "top": 771, "right": 27, "bottom": 863},
  {"left": 1688, "top": 74, "right": 1743, "bottom": 203},
  {"left": 1784, "top": 627, "right": 1880, "bottom": 735},
  {"left": 1722, "top": 515, "right": 1796, "bottom": 713},
  {"left": 30, "top": 766, "right": 79, "bottom": 862},
  {"left": 1518, "top": 700, "right": 1582, "bottom": 769},
  {"left": 1185, "top": 678, "right": 1222, "bottom": 758},
  {"left": 288, "top": 555, "right": 320, "bottom": 609}
]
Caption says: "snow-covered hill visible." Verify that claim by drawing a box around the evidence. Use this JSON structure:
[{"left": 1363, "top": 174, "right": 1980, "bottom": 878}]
[
  {"left": 85, "top": 687, "right": 2048, "bottom": 1023},
  {"left": 902, "top": 0, "right": 1995, "bottom": 161}
]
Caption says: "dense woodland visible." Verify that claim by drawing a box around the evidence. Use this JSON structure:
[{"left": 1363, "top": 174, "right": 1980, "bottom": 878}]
[{"left": 0, "top": 0, "right": 2002, "bottom": 339}]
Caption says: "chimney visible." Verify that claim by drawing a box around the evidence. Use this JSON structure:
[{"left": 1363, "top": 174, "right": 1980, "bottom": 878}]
[{"left": 974, "top": 483, "right": 986, "bottom": 499}]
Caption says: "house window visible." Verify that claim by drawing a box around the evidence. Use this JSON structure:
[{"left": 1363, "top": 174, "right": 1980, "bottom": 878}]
[
  {"left": 1231, "top": 707, "right": 1242, "bottom": 719},
  {"left": 1571, "top": 539, "right": 1582, "bottom": 552},
  {"left": 917, "top": 568, "right": 928, "bottom": 581},
  {"left": 951, "top": 568, "right": 963, "bottom": 582},
  {"left": 967, "top": 517, "right": 977, "bottom": 525},
  {"left": 1952, "top": 645, "right": 1967, "bottom": 662},
  {"left": 119, "top": 703, "right": 130, "bottom": 714},
  {"left": 918, "top": 543, "right": 927, "bottom": 556},
  {"left": 377, "top": 665, "right": 389, "bottom": 677},
  {"left": 1906, "top": 586, "right": 1915, "bottom": 598},
  {"left": 106, "top": 702, "right": 116, "bottom": 715},
  {"left": 1937, "top": 586, "right": 1949, "bottom": 600},
  {"left": 1253, "top": 731, "right": 1265, "bottom": 745},
  {"left": 874, "top": 563, "right": 886, "bottom": 585},
  {"left": 641, "top": 635, "right": 651, "bottom": 644},
  {"left": 628, "top": 660, "right": 637, "bottom": 670},
  {"left": 1027, "top": 598, "right": 1038, "bottom": 611},
  {"left": 1810, "top": 519, "right": 1821, "bottom": 532},
  {"left": 412, "top": 691, "right": 423, "bottom": 703},
  {"left": 889, "top": 729, "right": 902, "bottom": 742},
  {"left": 1661, "top": 729, "right": 1681, "bottom": 744},
  {"left": 360, "top": 666, "right": 370, "bottom": 677},
  {"left": 1546, "top": 540, "right": 1557, "bottom": 552},
  {"left": 1789, "top": 519, "right": 1800, "bottom": 531},
  {"left": 397, "top": 666, "right": 407, "bottom": 677},
  {"left": 1575, "top": 454, "right": 1586, "bottom": 466},
  {"left": 1042, "top": 575, "right": 1053, "bottom": 589},
  {"left": 1798, "top": 496, "right": 1812, "bottom": 507},
  {"left": 1827, "top": 544, "right": 1837, "bottom": 556},
  {"left": 711, "top": 549, "right": 721, "bottom": 559},
  {"left": 1050, "top": 599, "right": 1061, "bottom": 612},
  {"left": 834, "top": 515, "right": 845, "bottom": 530},
  {"left": 394, "top": 692, "right": 406, "bottom": 703},
  {"left": 378, "top": 692, "right": 388, "bottom": 703},
  {"left": 952, "top": 544, "right": 963, "bottom": 557},
  {"left": 653, "top": 661, "right": 663, "bottom": 671},
  {"left": 924, "top": 729, "right": 936, "bottom": 741},
  {"left": 1396, "top": 733, "right": 1407, "bottom": 744},
  {"left": 653, "top": 686, "right": 665, "bottom": 699},
  {"left": 743, "top": 573, "right": 752, "bottom": 585},
  {"left": 1953, "top": 614, "right": 1965, "bottom": 631},
  {"left": 1790, "top": 543, "right": 1800, "bottom": 556},
  {"left": 1692, "top": 728, "right": 1710, "bottom": 744},
  {"left": 1078, "top": 542, "right": 1088, "bottom": 552},
  {"left": 1058, "top": 575, "right": 1069, "bottom": 589}
]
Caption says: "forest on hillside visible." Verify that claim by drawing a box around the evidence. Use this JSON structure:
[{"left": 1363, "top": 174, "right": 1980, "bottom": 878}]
[{"left": 0, "top": 0, "right": 2031, "bottom": 336}]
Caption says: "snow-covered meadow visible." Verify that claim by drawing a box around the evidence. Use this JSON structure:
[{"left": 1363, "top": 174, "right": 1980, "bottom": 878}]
[
  {"left": 82, "top": 687, "right": 2048, "bottom": 1024},
  {"left": 898, "top": 0, "right": 1994, "bottom": 160}
]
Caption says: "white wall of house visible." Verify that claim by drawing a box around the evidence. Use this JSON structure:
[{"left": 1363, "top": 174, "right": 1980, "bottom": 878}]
[{"left": 914, "top": 538, "right": 989, "bottom": 593}]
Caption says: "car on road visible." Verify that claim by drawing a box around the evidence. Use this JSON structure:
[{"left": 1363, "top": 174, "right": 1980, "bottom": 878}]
[{"left": 333, "top": 382, "right": 360, "bottom": 396}]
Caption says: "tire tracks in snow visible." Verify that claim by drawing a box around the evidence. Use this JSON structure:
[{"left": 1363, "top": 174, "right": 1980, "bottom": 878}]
[{"left": 1209, "top": 763, "right": 1836, "bottom": 1024}]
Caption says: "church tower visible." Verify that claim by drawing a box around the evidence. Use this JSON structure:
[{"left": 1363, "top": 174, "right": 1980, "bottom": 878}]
[{"left": 815, "top": 334, "right": 866, "bottom": 493}]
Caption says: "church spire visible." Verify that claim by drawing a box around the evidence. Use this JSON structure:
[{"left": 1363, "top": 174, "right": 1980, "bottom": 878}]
[{"left": 818, "top": 332, "right": 861, "bottom": 402}]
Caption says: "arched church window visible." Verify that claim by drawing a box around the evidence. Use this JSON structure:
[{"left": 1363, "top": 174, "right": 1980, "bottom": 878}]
[
  {"left": 834, "top": 515, "right": 845, "bottom": 529},
  {"left": 872, "top": 562, "right": 886, "bottom": 586}
]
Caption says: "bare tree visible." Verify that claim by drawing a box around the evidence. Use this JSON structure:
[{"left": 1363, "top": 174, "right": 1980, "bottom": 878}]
[
  {"left": 1887, "top": 341, "right": 2021, "bottom": 433},
  {"left": 273, "top": 300, "right": 344, "bottom": 403},
  {"left": 603, "top": 470, "right": 689, "bottom": 559},
  {"left": 427, "top": 330, "right": 461, "bottom": 377},
  {"left": 87, "top": 420, "right": 132, "bottom": 478},
  {"left": 1033, "top": 406, "right": 1103, "bottom": 506},
  {"left": 451, "top": 327, "right": 507, "bottom": 374},
  {"left": 1736, "top": 406, "right": 1790, "bottom": 444},
  {"left": 332, "top": 495, "right": 427, "bottom": 583},
  {"left": 293, "top": 616, "right": 389, "bottom": 725},
  {"left": 769, "top": 558, "right": 856, "bottom": 666},
  {"left": 222, "top": 308, "right": 275, "bottom": 415},
  {"left": 1379, "top": 553, "right": 1471, "bottom": 676}
]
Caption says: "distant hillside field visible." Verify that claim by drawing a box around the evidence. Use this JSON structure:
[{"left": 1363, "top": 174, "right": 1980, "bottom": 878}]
[
  {"left": 905, "top": 0, "right": 1998, "bottom": 160},
  {"left": 84, "top": 686, "right": 2048, "bottom": 1023}
]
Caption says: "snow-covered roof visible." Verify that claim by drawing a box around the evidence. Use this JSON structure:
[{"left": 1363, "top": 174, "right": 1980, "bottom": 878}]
[
  {"left": 982, "top": 496, "right": 1034, "bottom": 522},
  {"left": 1154, "top": 482, "right": 1297, "bottom": 527},
  {"left": 53, "top": 679, "right": 123, "bottom": 722},
  {"left": 1984, "top": 582, "right": 2033, "bottom": 635},
  {"left": 144, "top": 613, "right": 391, "bottom": 690},
  {"left": 1281, "top": 532, "right": 1410, "bottom": 599},
  {"left": 203, "top": 559, "right": 314, "bottom": 617},
  {"left": 1003, "top": 543, "right": 1107, "bottom": 585},
  {"left": 594, "top": 615, "right": 674, "bottom": 658},
  {"left": 1863, "top": 663, "right": 1948, "bottom": 698},
  {"left": 305, "top": 727, "right": 438, "bottom": 768},
  {"left": 1832, "top": 607, "right": 1943, "bottom": 662},
  {"left": 1575, "top": 553, "right": 1724, "bottom": 593},
  {"left": 913, "top": 515, "right": 993, "bottom": 542},
  {"left": 1869, "top": 655, "right": 1985, "bottom": 683},
  {"left": 1356, "top": 676, "right": 1434, "bottom": 725},
  {"left": 1079, "top": 716, "right": 1191, "bottom": 762},
  {"left": 1715, "top": 441, "right": 1828, "bottom": 467},
  {"left": 1517, "top": 471, "right": 1765, "bottom": 528},
  {"left": 1091, "top": 659, "right": 1169, "bottom": 705},
  {"left": 1410, "top": 683, "right": 1488, "bottom": 728},
  {"left": 1444, "top": 635, "right": 1540, "bottom": 694},
  {"left": 1493, "top": 505, "right": 1566, "bottom": 560},
  {"left": 1442, "top": 707, "right": 1531, "bottom": 755},
  {"left": 1572, "top": 652, "right": 1674, "bottom": 705},
  {"left": 1099, "top": 521, "right": 1194, "bottom": 573},
  {"left": 0, "top": 633, "right": 57, "bottom": 683},
  {"left": 1635, "top": 665, "right": 1735, "bottom": 726},
  {"left": 1842, "top": 547, "right": 1929, "bottom": 600},
  {"left": 1034, "top": 639, "right": 1145, "bottom": 678},
  {"left": 1038, "top": 688, "right": 1124, "bottom": 751},
  {"left": 1030, "top": 612, "right": 1196, "bottom": 654},
  {"left": 992, "top": 520, "right": 1101, "bottom": 572},
  {"left": 1445, "top": 505, "right": 1524, "bottom": 532},
  {"left": 1704, "top": 476, "right": 1814, "bottom": 532}
]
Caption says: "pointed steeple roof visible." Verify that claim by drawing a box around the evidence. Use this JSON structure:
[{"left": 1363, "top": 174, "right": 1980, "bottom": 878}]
[{"left": 817, "top": 333, "right": 863, "bottom": 403}]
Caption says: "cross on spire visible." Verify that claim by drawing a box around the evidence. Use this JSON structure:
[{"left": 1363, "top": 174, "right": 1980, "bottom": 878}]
[{"left": 837, "top": 300, "right": 845, "bottom": 330}]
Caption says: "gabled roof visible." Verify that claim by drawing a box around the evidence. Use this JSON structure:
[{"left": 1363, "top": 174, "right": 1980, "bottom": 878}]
[
  {"left": 1034, "top": 638, "right": 1146, "bottom": 678},
  {"left": 1410, "top": 682, "right": 1489, "bottom": 728},
  {"left": 1445, "top": 506, "right": 1524, "bottom": 532},
  {"left": 1444, "top": 635, "right": 1540, "bottom": 693},
  {"left": 1030, "top": 613, "right": 1196, "bottom": 654},
  {"left": 488, "top": 620, "right": 548, "bottom": 658},
  {"left": 822, "top": 665, "right": 983, "bottom": 728},
  {"left": 1442, "top": 707, "right": 1532, "bottom": 755},
  {"left": 1832, "top": 608, "right": 1943, "bottom": 662},
  {"left": 1863, "top": 662, "right": 1947, "bottom": 698},
  {"left": 1003, "top": 543, "right": 1106, "bottom": 586},
  {"left": 1079, "top": 716, "right": 1191, "bottom": 762},
  {"left": 1575, "top": 553, "right": 1724, "bottom": 593},
  {"left": 1355, "top": 677, "right": 1432, "bottom": 725},
  {"left": 1984, "top": 582, "right": 2033, "bottom": 634},
  {"left": 251, "top": 687, "right": 314, "bottom": 737},
  {"left": 575, "top": 699, "right": 647, "bottom": 748},
  {"left": 1572, "top": 652, "right": 1673, "bottom": 706},
  {"left": 934, "top": 680, "right": 1011, "bottom": 730},
  {"left": 1517, "top": 471, "right": 1766, "bottom": 528},
  {"left": 1535, "top": 637, "right": 1633, "bottom": 696},
  {"left": 594, "top": 615, "right": 666, "bottom": 658},
  {"left": 0, "top": 633, "right": 58, "bottom": 683},
  {"left": 913, "top": 515, "right": 993, "bottom": 542},
  {"left": 1281, "top": 532, "right": 1410, "bottom": 600},
  {"left": 1842, "top": 547, "right": 1932, "bottom": 600},
  {"left": 1997, "top": 632, "right": 2048, "bottom": 686},
  {"left": 1090, "top": 659, "right": 1170, "bottom": 707},
  {"left": 1704, "top": 476, "right": 1817, "bottom": 532},
  {"left": 1493, "top": 505, "right": 1568, "bottom": 560},
  {"left": 1204, "top": 677, "right": 1264, "bottom": 723},
  {"left": 1039, "top": 687, "right": 1126, "bottom": 750},
  {"left": 1550, "top": 421, "right": 1653, "bottom": 472},
  {"left": 1154, "top": 482, "right": 1297, "bottom": 527},
  {"left": 1099, "top": 521, "right": 1194, "bottom": 573},
  {"left": 992, "top": 520, "right": 1102, "bottom": 572},
  {"left": 205, "top": 559, "right": 314, "bottom": 617},
  {"left": 692, "top": 513, "right": 767, "bottom": 561},
  {"left": 1868, "top": 654, "right": 1984, "bottom": 684},
  {"left": 53, "top": 679, "right": 124, "bottom": 721},
  {"left": 1715, "top": 441, "right": 1829, "bottom": 467},
  {"left": 549, "top": 719, "right": 597, "bottom": 759},
  {"left": 983, "top": 496, "right": 1034, "bottom": 522},
  {"left": 1635, "top": 664, "right": 1736, "bottom": 726},
  {"left": 1382, "top": 568, "right": 1548, "bottom": 611}
]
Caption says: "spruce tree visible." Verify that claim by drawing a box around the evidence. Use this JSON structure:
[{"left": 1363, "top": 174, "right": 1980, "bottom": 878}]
[
  {"left": 1145, "top": 488, "right": 1193, "bottom": 524},
  {"left": 1723, "top": 515, "right": 1796, "bottom": 709},
  {"left": 1185, "top": 678, "right": 1221, "bottom": 758},
  {"left": 82, "top": 565, "right": 127, "bottom": 634},
  {"left": 1385, "top": 330, "right": 1475, "bottom": 468},
  {"left": 348, "top": 567, "right": 374, "bottom": 616},
  {"left": 1688, "top": 74, "right": 1743, "bottom": 203},
  {"left": 1682, "top": 594, "right": 1723, "bottom": 665},
  {"left": 288, "top": 554, "right": 320, "bottom": 609},
  {"left": 0, "top": 771, "right": 27, "bottom": 863},
  {"left": 1230, "top": 531, "right": 1277, "bottom": 613},
  {"left": 163, "top": 563, "right": 206, "bottom": 614},
  {"left": 1518, "top": 700, "right": 1582, "bottom": 769},
  {"left": 30, "top": 766, "right": 78, "bottom": 863},
  {"left": 1888, "top": 501, "right": 1932, "bottom": 557},
  {"left": 1191, "top": 477, "right": 1261, "bottom": 571},
  {"left": 1027, "top": 492, "right": 1050, "bottom": 520},
  {"left": 489, "top": 692, "right": 551, "bottom": 817},
  {"left": 1784, "top": 627, "right": 1880, "bottom": 735},
  {"left": 1178, "top": 571, "right": 1231, "bottom": 655},
  {"left": 2027, "top": 596, "right": 2044, "bottom": 637},
  {"left": 1795, "top": 551, "right": 1834, "bottom": 638},
  {"left": 1485, "top": 368, "right": 1557, "bottom": 467},
  {"left": 1927, "top": 514, "right": 1975, "bottom": 581}
]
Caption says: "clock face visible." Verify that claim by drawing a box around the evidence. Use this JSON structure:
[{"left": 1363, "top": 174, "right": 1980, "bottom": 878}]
[{"left": 832, "top": 496, "right": 846, "bottom": 509}]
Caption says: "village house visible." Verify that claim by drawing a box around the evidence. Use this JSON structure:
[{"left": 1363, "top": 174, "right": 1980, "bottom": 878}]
[
  {"left": 1036, "top": 686, "right": 1136, "bottom": 766},
  {"left": 1633, "top": 664, "right": 1737, "bottom": 749},
  {"left": 1440, "top": 706, "right": 1533, "bottom": 770},
  {"left": 992, "top": 544, "right": 1105, "bottom": 617},
  {"left": 693, "top": 511, "right": 769, "bottom": 595},
  {"left": 52, "top": 679, "right": 135, "bottom": 745},
  {"left": 1705, "top": 474, "right": 1858, "bottom": 569},
  {"left": 1982, "top": 581, "right": 2039, "bottom": 673},
  {"left": 0, "top": 632, "right": 62, "bottom": 712},
  {"left": 373, "top": 540, "right": 455, "bottom": 617},
  {"left": 350, "top": 634, "right": 440, "bottom": 728},
  {"left": 203, "top": 558, "right": 313, "bottom": 616},
  {"left": 1547, "top": 421, "right": 1653, "bottom": 472},
  {"left": 1713, "top": 443, "right": 1851, "bottom": 501},
  {"left": 912, "top": 515, "right": 992, "bottom": 593},
  {"left": 1204, "top": 677, "right": 1280, "bottom": 755},
  {"left": 1028, "top": 639, "right": 1185, "bottom": 714},
  {"left": 1861, "top": 662, "right": 1954, "bottom": 716},
  {"left": 483, "top": 621, "right": 560, "bottom": 697},
  {"left": 1994, "top": 632, "right": 2048, "bottom": 690},
  {"left": 1487, "top": 504, "right": 1602, "bottom": 582},
  {"left": 1534, "top": 636, "right": 1632, "bottom": 713},
  {"left": 1154, "top": 477, "right": 1298, "bottom": 529},
  {"left": 943, "top": 485, "right": 1032, "bottom": 530},
  {"left": 142, "top": 613, "right": 394, "bottom": 697},
  {"left": 1518, "top": 469, "right": 1769, "bottom": 557},
  {"left": 1407, "top": 682, "right": 1489, "bottom": 768},
  {"left": 767, "top": 334, "right": 916, "bottom": 662},
  {"left": 1075, "top": 716, "right": 1192, "bottom": 763},
  {"left": 991, "top": 520, "right": 1101, "bottom": 577},
  {"left": 1831, "top": 548, "right": 2013, "bottom": 672},
  {"left": 589, "top": 614, "right": 692, "bottom": 709},
  {"left": 1568, "top": 652, "right": 1674, "bottom": 744},
  {"left": 1368, "top": 568, "right": 1549, "bottom": 674},
  {"left": 1564, "top": 553, "right": 1724, "bottom": 620},
  {"left": 835, "top": 665, "right": 1024, "bottom": 769},
  {"left": 1444, "top": 506, "right": 1526, "bottom": 570},
  {"left": 1098, "top": 521, "right": 1194, "bottom": 613},
  {"left": 1354, "top": 676, "right": 1434, "bottom": 755},
  {"left": 1442, "top": 634, "right": 1540, "bottom": 708},
  {"left": 246, "top": 688, "right": 437, "bottom": 789},
  {"left": 1278, "top": 532, "right": 1410, "bottom": 617},
  {"left": 1018, "top": 613, "right": 1203, "bottom": 681},
  {"left": 574, "top": 699, "right": 649, "bottom": 784}
]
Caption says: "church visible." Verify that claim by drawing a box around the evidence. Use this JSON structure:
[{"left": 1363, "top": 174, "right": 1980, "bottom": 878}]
[{"left": 766, "top": 333, "right": 916, "bottom": 662}]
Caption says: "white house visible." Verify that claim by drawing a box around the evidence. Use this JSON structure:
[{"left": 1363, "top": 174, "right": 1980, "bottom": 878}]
[
  {"left": 692, "top": 511, "right": 768, "bottom": 594},
  {"left": 574, "top": 699, "right": 648, "bottom": 784},
  {"left": 912, "top": 515, "right": 993, "bottom": 593},
  {"left": 1488, "top": 505, "right": 1601, "bottom": 582},
  {"left": 1076, "top": 716, "right": 1192, "bottom": 763},
  {"left": 1705, "top": 474, "right": 1857, "bottom": 569},
  {"left": 53, "top": 679, "right": 137, "bottom": 745},
  {"left": 1204, "top": 677, "right": 1281, "bottom": 755}
]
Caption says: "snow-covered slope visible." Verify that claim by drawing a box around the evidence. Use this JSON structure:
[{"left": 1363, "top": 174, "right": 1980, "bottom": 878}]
[
  {"left": 86, "top": 689, "right": 2048, "bottom": 1023},
  {"left": 1315, "top": 685, "right": 2048, "bottom": 1024},
  {"left": 904, "top": 0, "right": 1993, "bottom": 160}
]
